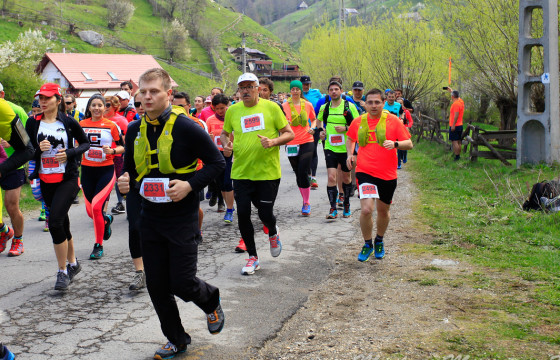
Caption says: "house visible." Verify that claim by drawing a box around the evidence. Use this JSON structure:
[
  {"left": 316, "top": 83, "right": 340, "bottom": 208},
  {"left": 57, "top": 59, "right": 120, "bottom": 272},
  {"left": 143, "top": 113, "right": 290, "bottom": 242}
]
[
  {"left": 35, "top": 53, "right": 178, "bottom": 112},
  {"left": 298, "top": 1, "right": 308, "bottom": 10},
  {"left": 229, "top": 47, "right": 271, "bottom": 63}
]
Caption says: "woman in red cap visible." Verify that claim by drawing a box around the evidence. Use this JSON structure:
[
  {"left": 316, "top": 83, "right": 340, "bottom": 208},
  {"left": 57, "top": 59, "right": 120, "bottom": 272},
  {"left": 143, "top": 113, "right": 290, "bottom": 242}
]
[{"left": 26, "top": 83, "right": 90, "bottom": 291}]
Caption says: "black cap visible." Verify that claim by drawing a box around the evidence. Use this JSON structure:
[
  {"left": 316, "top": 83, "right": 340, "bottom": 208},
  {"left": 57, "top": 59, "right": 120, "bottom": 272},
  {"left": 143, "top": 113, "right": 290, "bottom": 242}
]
[
  {"left": 352, "top": 81, "right": 364, "bottom": 90},
  {"left": 300, "top": 75, "right": 311, "bottom": 84}
]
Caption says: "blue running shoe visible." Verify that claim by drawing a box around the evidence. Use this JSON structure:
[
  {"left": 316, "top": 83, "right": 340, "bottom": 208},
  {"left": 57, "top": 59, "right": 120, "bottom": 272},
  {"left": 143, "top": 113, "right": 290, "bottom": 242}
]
[
  {"left": 374, "top": 241, "right": 385, "bottom": 259},
  {"left": 358, "top": 243, "right": 373, "bottom": 262},
  {"left": 301, "top": 203, "right": 311, "bottom": 216},
  {"left": 103, "top": 214, "right": 113, "bottom": 240},
  {"left": 224, "top": 209, "right": 234, "bottom": 223},
  {"left": 1, "top": 344, "right": 15, "bottom": 360},
  {"left": 326, "top": 208, "right": 338, "bottom": 219},
  {"left": 342, "top": 204, "right": 351, "bottom": 218},
  {"left": 90, "top": 243, "right": 103, "bottom": 260},
  {"left": 337, "top": 194, "right": 344, "bottom": 208}
]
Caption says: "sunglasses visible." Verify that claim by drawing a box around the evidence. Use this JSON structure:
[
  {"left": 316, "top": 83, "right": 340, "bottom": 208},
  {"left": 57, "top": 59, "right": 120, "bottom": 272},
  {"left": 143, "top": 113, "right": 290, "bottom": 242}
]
[
  {"left": 105, "top": 103, "right": 112, "bottom": 108},
  {"left": 134, "top": 102, "right": 142, "bottom": 108},
  {"left": 65, "top": 101, "right": 73, "bottom": 105}
]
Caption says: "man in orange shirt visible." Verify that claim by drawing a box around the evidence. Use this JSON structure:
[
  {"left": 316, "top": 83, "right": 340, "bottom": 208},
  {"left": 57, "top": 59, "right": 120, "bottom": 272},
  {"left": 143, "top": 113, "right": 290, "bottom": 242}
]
[
  {"left": 346, "top": 89, "right": 413, "bottom": 262},
  {"left": 448, "top": 88, "right": 464, "bottom": 161}
]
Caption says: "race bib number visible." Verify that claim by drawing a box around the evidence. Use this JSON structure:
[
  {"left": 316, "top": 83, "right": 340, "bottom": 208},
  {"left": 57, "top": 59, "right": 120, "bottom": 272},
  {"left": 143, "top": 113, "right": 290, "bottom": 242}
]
[
  {"left": 85, "top": 148, "right": 106, "bottom": 162},
  {"left": 30, "top": 179, "right": 40, "bottom": 188},
  {"left": 140, "top": 178, "right": 172, "bottom": 203},
  {"left": 286, "top": 144, "right": 299, "bottom": 157},
  {"left": 241, "top": 113, "right": 265, "bottom": 133},
  {"left": 359, "top": 183, "right": 380, "bottom": 199},
  {"left": 40, "top": 155, "right": 65, "bottom": 174},
  {"left": 214, "top": 136, "right": 223, "bottom": 150},
  {"left": 329, "top": 134, "right": 345, "bottom": 147}
]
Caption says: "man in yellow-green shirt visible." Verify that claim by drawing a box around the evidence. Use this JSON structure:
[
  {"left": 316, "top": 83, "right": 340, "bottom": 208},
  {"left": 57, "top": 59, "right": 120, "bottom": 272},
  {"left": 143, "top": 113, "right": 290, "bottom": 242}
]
[{"left": 221, "top": 73, "right": 294, "bottom": 276}]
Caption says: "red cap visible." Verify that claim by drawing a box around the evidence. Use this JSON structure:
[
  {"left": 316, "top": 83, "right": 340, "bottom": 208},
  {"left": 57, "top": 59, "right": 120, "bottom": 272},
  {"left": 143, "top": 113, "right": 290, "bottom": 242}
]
[{"left": 35, "top": 83, "right": 62, "bottom": 98}]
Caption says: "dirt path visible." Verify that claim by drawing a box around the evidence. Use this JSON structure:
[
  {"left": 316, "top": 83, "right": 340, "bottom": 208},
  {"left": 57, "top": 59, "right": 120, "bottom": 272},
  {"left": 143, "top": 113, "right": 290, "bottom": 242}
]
[{"left": 255, "top": 169, "right": 557, "bottom": 360}]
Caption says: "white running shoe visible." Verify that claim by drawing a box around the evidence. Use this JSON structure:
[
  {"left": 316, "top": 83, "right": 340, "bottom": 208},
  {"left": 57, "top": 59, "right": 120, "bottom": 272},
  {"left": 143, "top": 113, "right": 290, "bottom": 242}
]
[
  {"left": 242, "top": 256, "right": 260, "bottom": 275},
  {"left": 268, "top": 226, "right": 282, "bottom": 257}
]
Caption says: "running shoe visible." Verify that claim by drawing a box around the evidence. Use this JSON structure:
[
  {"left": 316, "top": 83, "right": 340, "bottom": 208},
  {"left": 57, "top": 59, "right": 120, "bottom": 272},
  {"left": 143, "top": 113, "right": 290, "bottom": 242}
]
[
  {"left": 326, "top": 208, "right": 338, "bottom": 219},
  {"left": 358, "top": 243, "right": 374, "bottom": 262},
  {"left": 54, "top": 271, "right": 70, "bottom": 291},
  {"left": 153, "top": 342, "right": 187, "bottom": 360},
  {"left": 235, "top": 238, "right": 247, "bottom": 253},
  {"left": 397, "top": 164, "right": 402, "bottom": 169},
  {"left": 111, "top": 202, "right": 125, "bottom": 215},
  {"left": 374, "top": 241, "right": 385, "bottom": 259},
  {"left": 310, "top": 177, "right": 319, "bottom": 189},
  {"left": 129, "top": 270, "right": 146, "bottom": 291},
  {"left": 217, "top": 202, "right": 226, "bottom": 213},
  {"left": 269, "top": 227, "right": 282, "bottom": 257},
  {"left": 223, "top": 209, "right": 234, "bottom": 223},
  {"left": 205, "top": 190, "right": 211, "bottom": 200},
  {"left": 301, "top": 203, "right": 311, "bottom": 216},
  {"left": 73, "top": 196, "right": 79, "bottom": 204},
  {"left": 209, "top": 193, "right": 218, "bottom": 207},
  {"left": 0, "top": 226, "right": 14, "bottom": 253},
  {"left": 103, "top": 214, "right": 113, "bottom": 240},
  {"left": 207, "top": 301, "right": 225, "bottom": 335},
  {"left": 90, "top": 244, "right": 104, "bottom": 260},
  {"left": 0, "top": 344, "right": 15, "bottom": 360},
  {"left": 43, "top": 219, "right": 50, "bottom": 232},
  {"left": 242, "top": 256, "right": 260, "bottom": 275},
  {"left": 263, "top": 225, "right": 269, "bottom": 234},
  {"left": 337, "top": 194, "right": 344, "bottom": 208},
  {"left": 67, "top": 260, "right": 81, "bottom": 282},
  {"left": 342, "top": 204, "right": 351, "bottom": 218},
  {"left": 38, "top": 209, "right": 47, "bottom": 221},
  {"left": 8, "top": 239, "right": 24, "bottom": 257}
]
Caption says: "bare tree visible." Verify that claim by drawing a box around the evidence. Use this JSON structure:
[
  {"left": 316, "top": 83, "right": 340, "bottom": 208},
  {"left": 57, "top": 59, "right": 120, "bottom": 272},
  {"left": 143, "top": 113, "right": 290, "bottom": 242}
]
[{"left": 107, "top": 0, "right": 135, "bottom": 30}]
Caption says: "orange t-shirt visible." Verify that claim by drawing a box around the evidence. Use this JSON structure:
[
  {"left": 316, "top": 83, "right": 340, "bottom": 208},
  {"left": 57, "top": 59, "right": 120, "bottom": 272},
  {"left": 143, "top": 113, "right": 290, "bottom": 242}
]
[
  {"left": 206, "top": 114, "right": 225, "bottom": 151},
  {"left": 347, "top": 113, "right": 411, "bottom": 181},
  {"left": 282, "top": 100, "right": 316, "bottom": 145},
  {"left": 187, "top": 113, "right": 207, "bottom": 171},
  {"left": 449, "top": 98, "right": 464, "bottom": 127},
  {"left": 80, "top": 118, "right": 122, "bottom": 167}
]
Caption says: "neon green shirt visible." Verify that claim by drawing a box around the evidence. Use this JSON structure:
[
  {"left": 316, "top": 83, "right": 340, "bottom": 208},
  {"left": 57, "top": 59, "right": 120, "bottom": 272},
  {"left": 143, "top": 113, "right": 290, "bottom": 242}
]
[
  {"left": 6, "top": 101, "right": 28, "bottom": 169},
  {"left": 318, "top": 100, "right": 359, "bottom": 153},
  {"left": 223, "top": 99, "right": 288, "bottom": 180}
]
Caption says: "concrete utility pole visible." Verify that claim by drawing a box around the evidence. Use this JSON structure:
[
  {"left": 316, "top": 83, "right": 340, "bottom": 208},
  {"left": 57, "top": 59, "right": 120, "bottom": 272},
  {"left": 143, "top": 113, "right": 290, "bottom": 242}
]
[
  {"left": 517, "top": 0, "right": 559, "bottom": 165},
  {"left": 241, "top": 32, "right": 247, "bottom": 74}
]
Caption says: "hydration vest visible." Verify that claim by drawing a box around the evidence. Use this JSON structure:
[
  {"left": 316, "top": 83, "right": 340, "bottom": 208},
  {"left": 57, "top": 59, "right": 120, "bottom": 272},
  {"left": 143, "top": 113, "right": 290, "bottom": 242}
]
[
  {"left": 357, "top": 110, "right": 389, "bottom": 147},
  {"left": 322, "top": 96, "right": 354, "bottom": 126},
  {"left": 133, "top": 108, "right": 198, "bottom": 182},
  {"left": 288, "top": 98, "right": 309, "bottom": 127}
]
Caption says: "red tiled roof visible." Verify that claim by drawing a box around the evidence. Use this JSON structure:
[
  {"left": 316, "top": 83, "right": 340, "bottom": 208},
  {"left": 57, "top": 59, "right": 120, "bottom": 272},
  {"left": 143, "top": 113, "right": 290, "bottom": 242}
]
[{"left": 36, "top": 53, "right": 178, "bottom": 89}]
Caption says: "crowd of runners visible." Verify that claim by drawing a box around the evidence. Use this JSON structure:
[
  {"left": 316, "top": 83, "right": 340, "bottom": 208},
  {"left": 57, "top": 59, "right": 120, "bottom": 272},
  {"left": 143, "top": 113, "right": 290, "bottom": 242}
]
[{"left": 0, "top": 69, "right": 424, "bottom": 359}]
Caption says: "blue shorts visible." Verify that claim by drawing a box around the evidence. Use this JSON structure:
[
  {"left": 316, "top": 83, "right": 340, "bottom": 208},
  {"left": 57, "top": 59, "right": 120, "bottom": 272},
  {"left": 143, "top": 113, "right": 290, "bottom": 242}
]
[
  {"left": 449, "top": 125, "right": 463, "bottom": 141},
  {"left": 0, "top": 168, "right": 26, "bottom": 191}
]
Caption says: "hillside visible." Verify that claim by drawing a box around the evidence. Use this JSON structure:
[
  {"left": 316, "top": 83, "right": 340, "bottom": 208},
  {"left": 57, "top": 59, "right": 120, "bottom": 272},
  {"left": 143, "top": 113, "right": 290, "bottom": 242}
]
[
  {"left": 0, "top": 0, "right": 299, "bottom": 94},
  {"left": 266, "top": 0, "right": 425, "bottom": 45}
]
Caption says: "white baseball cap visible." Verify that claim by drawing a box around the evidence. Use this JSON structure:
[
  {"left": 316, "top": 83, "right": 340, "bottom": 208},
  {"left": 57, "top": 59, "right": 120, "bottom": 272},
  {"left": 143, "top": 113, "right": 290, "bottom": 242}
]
[
  {"left": 115, "top": 90, "right": 130, "bottom": 100},
  {"left": 0, "top": 82, "right": 3, "bottom": 92},
  {"left": 237, "top": 73, "right": 259, "bottom": 85}
]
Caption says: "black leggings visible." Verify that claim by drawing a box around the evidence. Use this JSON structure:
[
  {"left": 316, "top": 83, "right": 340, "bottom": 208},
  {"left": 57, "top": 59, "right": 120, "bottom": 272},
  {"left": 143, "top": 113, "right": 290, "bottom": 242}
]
[
  {"left": 288, "top": 142, "right": 313, "bottom": 188},
  {"left": 310, "top": 131, "right": 321, "bottom": 177},
  {"left": 40, "top": 178, "right": 80, "bottom": 244},
  {"left": 233, "top": 179, "right": 280, "bottom": 258},
  {"left": 126, "top": 187, "right": 142, "bottom": 259}
]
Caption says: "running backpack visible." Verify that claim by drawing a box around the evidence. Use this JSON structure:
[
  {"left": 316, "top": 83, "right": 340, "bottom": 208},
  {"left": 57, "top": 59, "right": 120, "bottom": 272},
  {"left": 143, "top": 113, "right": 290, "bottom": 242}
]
[{"left": 522, "top": 180, "right": 560, "bottom": 211}]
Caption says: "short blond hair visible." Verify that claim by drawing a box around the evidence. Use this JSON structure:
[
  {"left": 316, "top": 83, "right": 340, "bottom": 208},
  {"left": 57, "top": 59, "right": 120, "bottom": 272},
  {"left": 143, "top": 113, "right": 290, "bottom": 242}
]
[{"left": 139, "top": 68, "right": 172, "bottom": 91}]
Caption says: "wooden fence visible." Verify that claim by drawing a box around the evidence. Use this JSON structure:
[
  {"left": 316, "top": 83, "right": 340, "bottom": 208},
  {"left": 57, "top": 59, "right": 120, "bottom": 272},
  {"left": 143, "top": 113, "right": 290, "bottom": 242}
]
[{"left": 411, "top": 113, "right": 517, "bottom": 166}]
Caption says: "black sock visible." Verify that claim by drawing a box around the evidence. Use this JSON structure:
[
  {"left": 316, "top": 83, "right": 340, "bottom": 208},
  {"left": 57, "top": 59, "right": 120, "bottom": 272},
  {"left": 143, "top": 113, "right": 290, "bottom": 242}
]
[
  {"left": 342, "top": 182, "right": 353, "bottom": 205},
  {"left": 327, "top": 186, "right": 338, "bottom": 209},
  {"left": 365, "top": 239, "right": 373, "bottom": 246},
  {"left": 374, "top": 235, "right": 384, "bottom": 243}
]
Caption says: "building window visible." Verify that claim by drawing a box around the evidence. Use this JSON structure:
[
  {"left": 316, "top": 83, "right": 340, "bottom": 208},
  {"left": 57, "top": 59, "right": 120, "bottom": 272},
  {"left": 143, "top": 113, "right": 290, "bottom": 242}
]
[
  {"left": 53, "top": 78, "right": 61, "bottom": 85},
  {"left": 82, "top": 72, "right": 94, "bottom": 81},
  {"left": 107, "top": 72, "right": 119, "bottom": 81}
]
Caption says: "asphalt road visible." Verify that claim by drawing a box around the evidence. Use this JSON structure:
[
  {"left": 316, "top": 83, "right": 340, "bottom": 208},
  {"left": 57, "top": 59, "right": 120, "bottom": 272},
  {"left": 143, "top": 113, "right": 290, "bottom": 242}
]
[{"left": 0, "top": 150, "right": 361, "bottom": 359}]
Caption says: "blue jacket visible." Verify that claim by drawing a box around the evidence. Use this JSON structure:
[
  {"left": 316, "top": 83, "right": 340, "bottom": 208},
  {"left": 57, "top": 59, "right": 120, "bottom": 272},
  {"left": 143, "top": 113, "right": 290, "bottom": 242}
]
[
  {"left": 303, "top": 89, "right": 323, "bottom": 108},
  {"left": 314, "top": 94, "right": 357, "bottom": 118}
]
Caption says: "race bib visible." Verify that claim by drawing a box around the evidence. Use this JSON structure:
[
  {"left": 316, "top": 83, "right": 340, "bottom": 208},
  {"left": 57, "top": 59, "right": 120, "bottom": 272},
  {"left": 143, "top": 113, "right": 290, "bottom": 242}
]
[
  {"left": 40, "top": 155, "right": 65, "bottom": 174},
  {"left": 359, "top": 183, "right": 380, "bottom": 199},
  {"left": 286, "top": 144, "right": 299, "bottom": 157},
  {"left": 241, "top": 113, "right": 265, "bottom": 133},
  {"left": 329, "top": 133, "right": 345, "bottom": 147},
  {"left": 85, "top": 148, "right": 106, "bottom": 162},
  {"left": 214, "top": 136, "right": 223, "bottom": 150},
  {"left": 140, "top": 178, "right": 172, "bottom": 203}
]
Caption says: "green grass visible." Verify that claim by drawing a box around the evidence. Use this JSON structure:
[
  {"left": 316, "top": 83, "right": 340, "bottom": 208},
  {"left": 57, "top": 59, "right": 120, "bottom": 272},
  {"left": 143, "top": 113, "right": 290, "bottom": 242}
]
[{"left": 408, "top": 141, "right": 560, "bottom": 356}]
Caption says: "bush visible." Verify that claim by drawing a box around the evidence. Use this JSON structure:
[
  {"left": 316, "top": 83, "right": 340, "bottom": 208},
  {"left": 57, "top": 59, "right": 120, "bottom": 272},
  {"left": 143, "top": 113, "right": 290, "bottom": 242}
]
[
  {"left": 0, "top": 64, "right": 44, "bottom": 112},
  {"left": 107, "top": 0, "right": 135, "bottom": 30}
]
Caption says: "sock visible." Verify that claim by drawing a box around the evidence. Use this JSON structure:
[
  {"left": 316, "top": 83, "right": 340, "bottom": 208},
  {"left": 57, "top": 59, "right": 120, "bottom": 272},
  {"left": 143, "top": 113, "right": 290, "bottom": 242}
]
[
  {"left": 226, "top": 208, "right": 234, "bottom": 213},
  {"left": 69, "top": 261, "right": 77, "bottom": 267},
  {"left": 375, "top": 235, "right": 384, "bottom": 244},
  {"left": 327, "top": 186, "right": 338, "bottom": 209},
  {"left": 365, "top": 239, "right": 373, "bottom": 246},
  {"left": 0, "top": 225, "right": 7, "bottom": 233},
  {"left": 299, "top": 187, "right": 310, "bottom": 204},
  {"left": 14, "top": 235, "right": 22, "bottom": 241},
  {"left": 342, "top": 182, "right": 353, "bottom": 206},
  {"left": 136, "top": 269, "right": 144, "bottom": 274},
  {"left": 59, "top": 269, "right": 68, "bottom": 275}
]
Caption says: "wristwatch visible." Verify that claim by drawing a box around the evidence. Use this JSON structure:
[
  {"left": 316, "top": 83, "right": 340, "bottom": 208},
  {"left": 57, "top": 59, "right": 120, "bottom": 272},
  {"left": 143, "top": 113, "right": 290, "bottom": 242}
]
[
  {"left": 113, "top": 149, "right": 116, "bottom": 155},
  {"left": 394, "top": 141, "right": 399, "bottom": 148}
]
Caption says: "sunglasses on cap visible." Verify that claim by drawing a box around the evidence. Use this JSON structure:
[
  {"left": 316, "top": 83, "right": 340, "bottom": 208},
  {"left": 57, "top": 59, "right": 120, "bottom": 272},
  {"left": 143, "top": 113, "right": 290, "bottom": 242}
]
[{"left": 134, "top": 102, "right": 142, "bottom": 108}]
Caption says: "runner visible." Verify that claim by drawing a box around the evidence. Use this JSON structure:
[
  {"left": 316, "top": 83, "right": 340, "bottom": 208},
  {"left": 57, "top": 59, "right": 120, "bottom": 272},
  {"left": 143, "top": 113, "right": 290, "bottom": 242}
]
[
  {"left": 63, "top": 94, "right": 84, "bottom": 121},
  {"left": 191, "top": 95, "right": 204, "bottom": 118},
  {"left": 383, "top": 90, "right": 402, "bottom": 116},
  {"left": 317, "top": 79, "right": 360, "bottom": 219},
  {"left": 199, "top": 88, "right": 223, "bottom": 121},
  {"left": 116, "top": 90, "right": 138, "bottom": 123},
  {"left": 345, "top": 88, "right": 413, "bottom": 262},
  {"left": 282, "top": 80, "right": 316, "bottom": 216},
  {"left": 117, "top": 68, "right": 225, "bottom": 359},
  {"left": 80, "top": 94, "right": 124, "bottom": 260},
  {"left": 26, "top": 82, "right": 90, "bottom": 291},
  {"left": 104, "top": 95, "right": 128, "bottom": 215},
  {"left": 220, "top": 73, "right": 294, "bottom": 275},
  {"left": 206, "top": 94, "right": 235, "bottom": 223}
]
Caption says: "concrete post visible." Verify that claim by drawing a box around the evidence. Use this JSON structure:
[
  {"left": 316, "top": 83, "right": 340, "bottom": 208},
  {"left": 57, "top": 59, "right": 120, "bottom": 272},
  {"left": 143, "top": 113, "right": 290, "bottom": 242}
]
[{"left": 517, "top": 0, "right": 559, "bottom": 165}]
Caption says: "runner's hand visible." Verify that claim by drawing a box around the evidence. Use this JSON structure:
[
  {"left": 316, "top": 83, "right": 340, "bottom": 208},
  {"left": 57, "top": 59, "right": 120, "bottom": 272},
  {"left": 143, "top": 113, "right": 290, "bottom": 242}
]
[
  {"left": 346, "top": 156, "right": 353, "bottom": 170},
  {"left": 223, "top": 141, "right": 233, "bottom": 157},
  {"left": 334, "top": 125, "right": 346, "bottom": 133},
  {"left": 167, "top": 179, "right": 192, "bottom": 202},
  {"left": 257, "top": 134, "right": 275, "bottom": 148},
  {"left": 54, "top": 148, "right": 67, "bottom": 163},
  {"left": 382, "top": 140, "right": 396, "bottom": 150},
  {"left": 39, "top": 139, "right": 52, "bottom": 152},
  {"left": 451, "top": 126, "right": 456, "bottom": 132},
  {"left": 118, "top": 172, "right": 130, "bottom": 194},
  {"left": 0, "top": 139, "right": 11, "bottom": 149},
  {"left": 319, "top": 131, "right": 326, "bottom": 140},
  {"left": 102, "top": 145, "right": 112, "bottom": 154},
  {"left": 307, "top": 128, "right": 315, "bottom": 134}
]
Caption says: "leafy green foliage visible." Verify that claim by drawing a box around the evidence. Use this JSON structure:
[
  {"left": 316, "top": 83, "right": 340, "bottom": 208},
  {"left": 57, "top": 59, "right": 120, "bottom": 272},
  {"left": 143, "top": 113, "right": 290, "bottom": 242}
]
[{"left": 0, "top": 64, "right": 44, "bottom": 111}]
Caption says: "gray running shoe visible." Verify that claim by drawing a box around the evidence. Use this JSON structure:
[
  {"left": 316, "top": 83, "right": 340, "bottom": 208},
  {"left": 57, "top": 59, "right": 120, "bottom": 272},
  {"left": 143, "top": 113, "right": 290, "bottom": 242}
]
[
  {"left": 207, "top": 301, "right": 225, "bottom": 335},
  {"left": 54, "top": 271, "right": 70, "bottom": 291},
  {"left": 129, "top": 270, "right": 146, "bottom": 291},
  {"left": 66, "top": 260, "right": 81, "bottom": 282}
]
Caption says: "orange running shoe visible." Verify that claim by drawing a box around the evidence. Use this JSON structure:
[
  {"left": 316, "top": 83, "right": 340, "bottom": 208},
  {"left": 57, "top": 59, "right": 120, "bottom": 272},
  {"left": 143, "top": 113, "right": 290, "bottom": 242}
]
[
  {"left": 8, "top": 238, "right": 24, "bottom": 257},
  {"left": 0, "top": 226, "right": 14, "bottom": 253},
  {"left": 235, "top": 238, "right": 247, "bottom": 253}
]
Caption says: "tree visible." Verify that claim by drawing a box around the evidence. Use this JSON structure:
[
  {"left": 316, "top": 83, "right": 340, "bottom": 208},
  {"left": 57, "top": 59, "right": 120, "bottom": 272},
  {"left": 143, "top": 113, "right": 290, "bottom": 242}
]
[
  {"left": 0, "top": 29, "right": 54, "bottom": 71},
  {"left": 163, "top": 19, "right": 191, "bottom": 61},
  {"left": 107, "top": 0, "right": 135, "bottom": 30},
  {"left": 0, "top": 64, "right": 44, "bottom": 111}
]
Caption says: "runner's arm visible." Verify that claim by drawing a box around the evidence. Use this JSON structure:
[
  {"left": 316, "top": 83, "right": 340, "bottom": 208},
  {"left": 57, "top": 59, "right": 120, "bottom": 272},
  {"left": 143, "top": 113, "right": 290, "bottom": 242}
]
[{"left": 0, "top": 115, "right": 34, "bottom": 177}]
